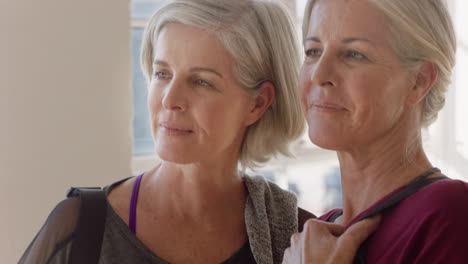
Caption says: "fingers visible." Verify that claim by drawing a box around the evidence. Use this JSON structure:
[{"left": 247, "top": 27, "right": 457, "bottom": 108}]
[
  {"left": 332, "top": 215, "right": 382, "bottom": 262},
  {"left": 285, "top": 215, "right": 382, "bottom": 264},
  {"left": 303, "top": 218, "right": 346, "bottom": 237},
  {"left": 300, "top": 219, "right": 347, "bottom": 263},
  {"left": 340, "top": 215, "right": 381, "bottom": 246},
  {"left": 283, "top": 220, "right": 340, "bottom": 264}
]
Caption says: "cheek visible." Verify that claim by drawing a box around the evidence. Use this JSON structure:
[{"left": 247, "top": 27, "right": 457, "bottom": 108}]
[
  {"left": 299, "top": 65, "right": 311, "bottom": 109},
  {"left": 349, "top": 77, "right": 405, "bottom": 129},
  {"left": 346, "top": 70, "right": 394, "bottom": 106},
  {"left": 199, "top": 103, "right": 223, "bottom": 128},
  {"left": 198, "top": 98, "right": 248, "bottom": 137},
  {"left": 339, "top": 74, "right": 384, "bottom": 125}
]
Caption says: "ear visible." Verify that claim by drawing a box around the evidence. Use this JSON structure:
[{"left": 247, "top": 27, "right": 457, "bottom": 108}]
[
  {"left": 244, "top": 81, "right": 276, "bottom": 126},
  {"left": 406, "top": 61, "right": 439, "bottom": 106}
]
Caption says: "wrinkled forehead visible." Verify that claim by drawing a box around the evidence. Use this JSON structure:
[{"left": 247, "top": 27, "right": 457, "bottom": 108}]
[
  {"left": 307, "top": 0, "right": 391, "bottom": 44},
  {"left": 152, "top": 23, "right": 235, "bottom": 74}
]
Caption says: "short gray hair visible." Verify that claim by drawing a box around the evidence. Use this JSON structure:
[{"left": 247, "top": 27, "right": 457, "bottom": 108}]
[
  {"left": 302, "top": 0, "right": 457, "bottom": 127},
  {"left": 142, "top": 0, "right": 305, "bottom": 169}
]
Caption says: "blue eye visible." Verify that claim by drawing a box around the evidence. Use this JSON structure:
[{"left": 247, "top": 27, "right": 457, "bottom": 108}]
[
  {"left": 153, "top": 71, "right": 171, "bottom": 80},
  {"left": 346, "top": 50, "right": 367, "bottom": 60},
  {"left": 195, "top": 79, "right": 212, "bottom": 87},
  {"left": 305, "top": 48, "right": 322, "bottom": 58}
]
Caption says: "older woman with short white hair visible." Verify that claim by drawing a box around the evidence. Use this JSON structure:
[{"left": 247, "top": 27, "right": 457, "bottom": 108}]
[
  {"left": 19, "top": 1, "right": 312, "bottom": 263},
  {"left": 284, "top": 0, "right": 468, "bottom": 263}
]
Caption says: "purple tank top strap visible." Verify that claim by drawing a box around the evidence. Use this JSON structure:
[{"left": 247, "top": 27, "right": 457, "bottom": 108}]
[{"left": 129, "top": 173, "right": 144, "bottom": 234}]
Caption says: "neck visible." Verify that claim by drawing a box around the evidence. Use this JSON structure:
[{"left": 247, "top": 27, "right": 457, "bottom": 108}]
[
  {"left": 142, "top": 159, "right": 246, "bottom": 223},
  {"left": 337, "top": 125, "right": 432, "bottom": 226}
]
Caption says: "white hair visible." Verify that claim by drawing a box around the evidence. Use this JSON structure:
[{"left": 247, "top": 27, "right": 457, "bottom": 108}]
[{"left": 141, "top": 0, "right": 305, "bottom": 169}]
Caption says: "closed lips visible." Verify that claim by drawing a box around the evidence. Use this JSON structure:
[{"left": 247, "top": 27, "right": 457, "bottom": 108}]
[
  {"left": 308, "top": 102, "right": 347, "bottom": 111},
  {"left": 160, "top": 123, "right": 193, "bottom": 132}
]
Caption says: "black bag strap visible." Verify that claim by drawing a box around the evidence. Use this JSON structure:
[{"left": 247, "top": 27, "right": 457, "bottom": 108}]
[
  {"left": 66, "top": 187, "right": 107, "bottom": 264},
  {"left": 298, "top": 207, "right": 316, "bottom": 232}
]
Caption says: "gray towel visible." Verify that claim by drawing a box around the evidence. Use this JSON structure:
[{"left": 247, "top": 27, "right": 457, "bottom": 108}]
[{"left": 244, "top": 175, "right": 298, "bottom": 264}]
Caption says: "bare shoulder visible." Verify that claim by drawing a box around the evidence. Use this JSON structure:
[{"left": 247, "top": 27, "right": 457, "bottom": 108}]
[{"left": 106, "top": 176, "right": 136, "bottom": 225}]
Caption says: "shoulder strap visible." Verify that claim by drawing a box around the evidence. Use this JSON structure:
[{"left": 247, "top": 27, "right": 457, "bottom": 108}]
[
  {"left": 359, "top": 175, "right": 447, "bottom": 221},
  {"left": 352, "top": 169, "right": 447, "bottom": 264},
  {"left": 297, "top": 207, "right": 316, "bottom": 232},
  {"left": 66, "top": 187, "right": 107, "bottom": 264}
]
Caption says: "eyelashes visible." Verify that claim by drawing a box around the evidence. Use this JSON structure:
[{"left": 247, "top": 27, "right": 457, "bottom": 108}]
[
  {"left": 152, "top": 71, "right": 216, "bottom": 89},
  {"left": 344, "top": 50, "right": 368, "bottom": 60},
  {"left": 194, "top": 79, "right": 213, "bottom": 88},
  {"left": 305, "top": 48, "right": 322, "bottom": 58},
  {"left": 153, "top": 71, "right": 171, "bottom": 80},
  {"left": 304, "top": 48, "right": 369, "bottom": 62}
]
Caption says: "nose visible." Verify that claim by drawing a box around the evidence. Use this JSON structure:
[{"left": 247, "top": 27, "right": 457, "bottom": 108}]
[
  {"left": 310, "top": 53, "right": 337, "bottom": 88},
  {"left": 161, "top": 80, "right": 187, "bottom": 112}
]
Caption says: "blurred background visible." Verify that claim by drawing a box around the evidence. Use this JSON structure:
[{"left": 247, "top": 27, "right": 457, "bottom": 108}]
[{"left": 1, "top": 0, "right": 467, "bottom": 262}]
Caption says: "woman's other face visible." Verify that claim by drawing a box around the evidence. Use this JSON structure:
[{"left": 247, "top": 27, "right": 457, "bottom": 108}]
[
  {"left": 148, "top": 23, "right": 255, "bottom": 164},
  {"left": 300, "top": 0, "right": 416, "bottom": 151}
]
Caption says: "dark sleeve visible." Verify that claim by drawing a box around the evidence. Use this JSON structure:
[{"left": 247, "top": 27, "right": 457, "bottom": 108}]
[
  {"left": 18, "top": 197, "right": 81, "bottom": 264},
  {"left": 297, "top": 207, "right": 316, "bottom": 232},
  {"left": 318, "top": 209, "right": 340, "bottom": 222},
  {"left": 409, "top": 180, "right": 468, "bottom": 263}
]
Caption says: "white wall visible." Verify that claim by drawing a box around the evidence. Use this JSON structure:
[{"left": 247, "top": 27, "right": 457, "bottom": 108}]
[{"left": 0, "top": 0, "right": 133, "bottom": 262}]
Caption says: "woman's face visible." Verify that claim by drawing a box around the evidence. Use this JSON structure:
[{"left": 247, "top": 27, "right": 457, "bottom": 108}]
[
  {"left": 300, "top": 0, "right": 416, "bottom": 151},
  {"left": 148, "top": 23, "right": 255, "bottom": 164}
]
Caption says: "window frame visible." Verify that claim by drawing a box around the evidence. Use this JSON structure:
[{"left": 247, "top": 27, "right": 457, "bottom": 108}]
[{"left": 429, "top": 0, "right": 468, "bottom": 178}]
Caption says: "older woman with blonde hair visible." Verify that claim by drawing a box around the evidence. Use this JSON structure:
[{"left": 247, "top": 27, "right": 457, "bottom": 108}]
[
  {"left": 284, "top": 0, "right": 468, "bottom": 263},
  {"left": 19, "top": 0, "right": 313, "bottom": 263}
]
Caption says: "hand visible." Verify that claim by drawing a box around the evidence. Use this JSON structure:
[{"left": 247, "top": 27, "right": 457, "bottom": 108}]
[{"left": 282, "top": 216, "right": 381, "bottom": 264}]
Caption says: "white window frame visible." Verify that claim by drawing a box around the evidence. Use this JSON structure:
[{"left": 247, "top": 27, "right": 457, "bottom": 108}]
[{"left": 426, "top": 0, "right": 468, "bottom": 179}]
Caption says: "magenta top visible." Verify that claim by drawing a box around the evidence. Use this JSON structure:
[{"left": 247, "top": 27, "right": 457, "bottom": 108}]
[{"left": 320, "top": 177, "right": 468, "bottom": 263}]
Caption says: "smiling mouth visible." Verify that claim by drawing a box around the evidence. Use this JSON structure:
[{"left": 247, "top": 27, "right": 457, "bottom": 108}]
[
  {"left": 159, "top": 123, "right": 194, "bottom": 135},
  {"left": 309, "top": 103, "right": 347, "bottom": 112}
]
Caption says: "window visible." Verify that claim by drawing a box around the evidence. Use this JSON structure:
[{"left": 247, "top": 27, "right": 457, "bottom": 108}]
[
  {"left": 131, "top": 27, "right": 153, "bottom": 155},
  {"left": 130, "top": 0, "right": 467, "bottom": 215},
  {"left": 131, "top": 0, "right": 168, "bottom": 155},
  {"left": 454, "top": 0, "right": 468, "bottom": 163},
  {"left": 425, "top": 0, "right": 468, "bottom": 179}
]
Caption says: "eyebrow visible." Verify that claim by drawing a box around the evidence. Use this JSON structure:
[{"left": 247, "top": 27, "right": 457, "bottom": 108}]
[
  {"left": 305, "top": 37, "right": 321, "bottom": 43},
  {"left": 153, "top": 59, "right": 224, "bottom": 78},
  {"left": 191, "top": 67, "right": 223, "bottom": 78},
  {"left": 305, "top": 37, "right": 374, "bottom": 45},
  {"left": 153, "top": 59, "right": 169, "bottom": 67},
  {"left": 343, "top": 37, "right": 374, "bottom": 45}
]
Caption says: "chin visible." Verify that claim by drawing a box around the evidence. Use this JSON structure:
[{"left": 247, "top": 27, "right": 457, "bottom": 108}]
[
  {"left": 155, "top": 144, "right": 197, "bottom": 164},
  {"left": 308, "top": 129, "right": 346, "bottom": 151}
]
